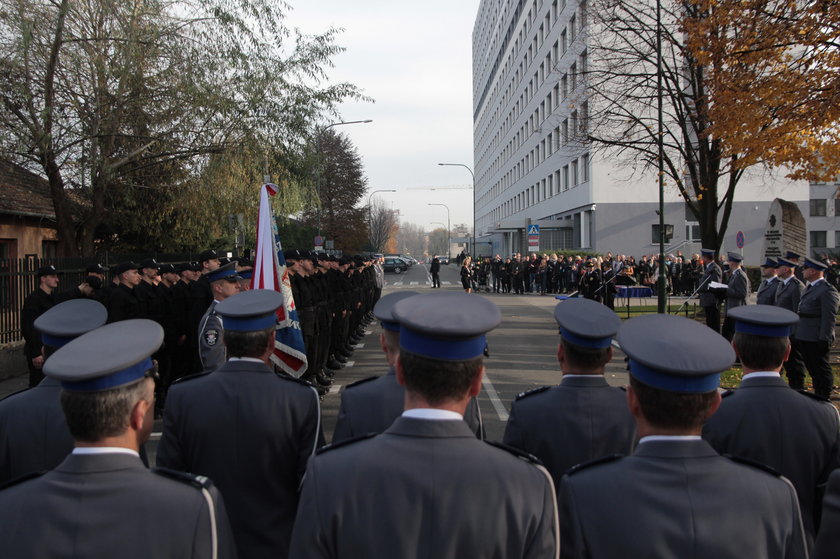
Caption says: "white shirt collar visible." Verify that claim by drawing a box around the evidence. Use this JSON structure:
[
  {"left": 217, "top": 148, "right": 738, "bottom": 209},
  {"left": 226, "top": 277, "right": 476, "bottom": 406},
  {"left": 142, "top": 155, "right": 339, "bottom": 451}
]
[
  {"left": 228, "top": 357, "right": 264, "bottom": 363},
  {"left": 638, "top": 435, "right": 702, "bottom": 444},
  {"left": 783, "top": 276, "right": 794, "bottom": 285},
  {"left": 72, "top": 447, "right": 140, "bottom": 457},
  {"left": 742, "top": 371, "right": 781, "bottom": 379},
  {"left": 809, "top": 278, "right": 824, "bottom": 287},
  {"left": 402, "top": 408, "right": 463, "bottom": 420},
  {"left": 561, "top": 374, "right": 602, "bottom": 378}
]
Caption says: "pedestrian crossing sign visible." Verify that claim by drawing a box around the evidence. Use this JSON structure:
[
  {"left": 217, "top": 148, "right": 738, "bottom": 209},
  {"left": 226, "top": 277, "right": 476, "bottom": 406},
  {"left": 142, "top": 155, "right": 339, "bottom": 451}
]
[{"left": 527, "top": 224, "right": 540, "bottom": 236}]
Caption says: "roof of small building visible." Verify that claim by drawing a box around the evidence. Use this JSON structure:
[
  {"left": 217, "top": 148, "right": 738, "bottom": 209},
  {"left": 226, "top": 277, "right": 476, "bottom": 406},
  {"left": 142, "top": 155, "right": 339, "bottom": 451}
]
[{"left": 0, "top": 159, "right": 56, "bottom": 219}]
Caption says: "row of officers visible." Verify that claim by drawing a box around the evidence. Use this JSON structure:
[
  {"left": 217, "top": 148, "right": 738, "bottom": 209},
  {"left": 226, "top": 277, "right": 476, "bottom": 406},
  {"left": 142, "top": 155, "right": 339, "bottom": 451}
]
[
  {"left": 2, "top": 285, "right": 840, "bottom": 558},
  {"left": 697, "top": 248, "right": 840, "bottom": 399},
  {"left": 20, "top": 250, "right": 382, "bottom": 412}
]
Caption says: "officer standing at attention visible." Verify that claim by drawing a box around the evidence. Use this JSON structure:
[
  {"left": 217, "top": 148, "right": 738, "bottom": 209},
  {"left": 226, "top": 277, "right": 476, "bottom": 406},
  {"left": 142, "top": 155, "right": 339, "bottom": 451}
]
[
  {"left": 197, "top": 261, "right": 241, "bottom": 373},
  {"left": 559, "top": 314, "right": 807, "bottom": 558},
  {"left": 106, "top": 261, "right": 144, "bottom": 323},
  {"left": 697, "top": 248, "right": 722, "bottom": 332},
  {"left": 158, "top": 289, "right": 323, "bottom": 559},
  {"left": 503, "top": 298, "right": 635, "bottom": 485},
  {"left": 332, "top": 291, "right": 484, "bottom": 442},
  {"left": 0, "top": 299, "right": 107, "bottom": 484},
  {"left": 722, "top": 251, "right": 750, "bottom": 340},
  {"left": 290, "top": 292, "right": 559, "bottom": 559},
  {"left": 187, "top": 249, "right": 221, "bottom": 372},
  {"left": 0, "top": 319, "right": 236, "bottom": 558},
  {"left": 794, "top": 256, "right": 840, "bottom": 399},
  {"left": 756, "top": 258, "right": 780, "bottom": 305},
  {"left": 703, "top": 305, "right": 840, "bottom": 552},
  {"left": 21, "top": 265, "right": 59, "bottom": 387},
  {"left": 774, "top": 257, "right": 808, "bottom": 388},
  {"left": 814, "top": 468, "right": 840, "bottom": 558}
]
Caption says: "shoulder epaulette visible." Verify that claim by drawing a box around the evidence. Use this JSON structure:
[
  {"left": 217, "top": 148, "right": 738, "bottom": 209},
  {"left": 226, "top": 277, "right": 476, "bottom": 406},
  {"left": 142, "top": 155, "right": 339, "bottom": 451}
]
[
  {"left": 153, "top": 467, "right": 215, "bottom": 490},
  {"left": 721, "top": 388, "right": 736, "bottom": 398},
  {"left": 316, "top": 432, "right": 377, "bottom": 455},
  {"left": 566, "top": 454, "right": 624, "bottom": 476},
  {"left": 515, "top": 385, "right": 550, "bottom": 400},
  {"left": 724, "top": 454, "right": 783, "bottom": 477},
  {"left": 485, "top": 440, "right": 544, "bottom": 465},
  {"left": 0, "top": 387, "right": 31, "bottom": 402},
  {"left": 795, "top": 389, "right": 830, "bottom": 403},
  {"left": 171, "top": 371, "right": 211, "bottom": 385},
  {"left": 345, "top": 376, "right": 379, "bottom": 389},
  {"left": 0, "top": 470, "right": 45, "bottom": 491},
  {"left": 272, "top": 370, "right": 317, "bottom": 389}
]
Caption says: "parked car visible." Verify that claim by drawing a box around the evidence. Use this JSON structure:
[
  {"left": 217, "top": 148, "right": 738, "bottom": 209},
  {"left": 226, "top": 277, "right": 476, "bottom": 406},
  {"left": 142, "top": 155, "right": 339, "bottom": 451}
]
[
  {"left": 383, "top": 257, "right": 408, "bottom": 274},
  {"left": 435, "top": 255, "right": 450, "bottom": 265}
]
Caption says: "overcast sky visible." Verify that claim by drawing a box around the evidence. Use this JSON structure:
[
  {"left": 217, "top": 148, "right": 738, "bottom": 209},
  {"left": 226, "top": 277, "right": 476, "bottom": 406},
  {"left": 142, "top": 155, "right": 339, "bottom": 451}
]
[{"left": 289, "top": 0, "right": 481, "bottom": 231}]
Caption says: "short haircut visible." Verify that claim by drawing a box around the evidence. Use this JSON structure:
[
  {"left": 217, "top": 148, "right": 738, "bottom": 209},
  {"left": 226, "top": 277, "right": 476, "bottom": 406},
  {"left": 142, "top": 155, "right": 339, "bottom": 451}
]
[
  {"left": 60, "top": 378, "right": 149, "bottom": 443},
  {"left": 223, "top": 326, "right": 274, "bottom": 358},
  {"left": 382, "top": 330, "right": 400, "bottom": 353},
  {"left": 630, "top": 376, "right": 717, "bottom": 431},
  {"left": 561, "top": 338, "right": 611, "bottom": 371},
  {"left": 399, "top": 350, "right": 482, "bottom": 406},
  {"left": 732, "top": 333, "right": 789, "bottom": 370}
]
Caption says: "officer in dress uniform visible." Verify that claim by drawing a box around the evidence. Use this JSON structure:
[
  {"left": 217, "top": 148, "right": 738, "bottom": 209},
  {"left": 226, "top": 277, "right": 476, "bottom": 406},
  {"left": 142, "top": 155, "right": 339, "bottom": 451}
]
[
  {"left": 197, "top": 262, "right": 241, "bottom": 373},
  {"left": 0, "top": 299, "right": 107, "bottom": 484},
  {"left": 721, "top": 251, "right": 750, "bottom": 340},
  {"left": 697, "top": 248, "right": 723, "bottom": 332},
  {"left": 187, "top": 249, "right": 221, "bottom": 373},
  {"left": 106, "top": 261, "right": 144, "bottom": 323},
  {"left": 559, "top": 314, "right": 807, "bottom": 559},
  {"left": 333, "top": 291, "right": 484, "bottom": 442},
  {"left": 503, "top": 298, "right": 635, "bottom": 486},
  {"left": 703, "top": 305, "right": 840, "bottom": 552},
  {"left": 756, "top": 258, "right": 780, "bottom": 305},
  {"left": 794, "top": 256, "right": 840, "bottom": 399},
  {"left": 774, "top": 257, "right": 808, "bottom": 388},
  {"left": 0, "top": 319, "right": 236, "bottom": 558},
  {"left": 158, "top": 289, "right": 323, "bottom": 559},
  {"left": 815, "top": 468, "right": 840, "bottom": 559},
  {"left": 290, "top": 292, "right": 559, "bottom": 559},
  {"left": 21, "top": 264, "right": 59, "bottom": 387}
]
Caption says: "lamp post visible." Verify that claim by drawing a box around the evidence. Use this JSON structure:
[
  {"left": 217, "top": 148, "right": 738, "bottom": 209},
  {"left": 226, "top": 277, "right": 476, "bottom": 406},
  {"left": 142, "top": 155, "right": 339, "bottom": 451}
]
[
  {"left": 428, "top": 203, "right": 451, "bottom": 260},
  {"left": 368, "top": 189, "right": 396, "bottom": 252},
  {"left": 656, "top": 0, "right": 666, "bottom": 313},
  {"left": 316, "top": 119, "right": 373, "bottom": 240},
  {"left": 438, "top": 163, "right": 475, "bottom": 259}
]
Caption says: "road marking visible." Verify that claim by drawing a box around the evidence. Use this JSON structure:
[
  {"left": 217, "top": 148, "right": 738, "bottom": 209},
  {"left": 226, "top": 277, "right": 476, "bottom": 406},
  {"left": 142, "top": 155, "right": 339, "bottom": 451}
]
[
  {"left": 345, "top": 361, "right": 354, "bottom": 367},
  {"left": 364, "top": 330, "right": 372, "bottom": 335},
  {"left": 353, "top": 343, "right": 365, "bottom": 349},
  {"left": 442, "top": 281, "right": 452, "bottom": 285},
  {"left": 393, "top": 282, "right": 404, "bottom": 286},
  {"left": 481, "top": 375, "right": 509, "bottom": 421},
  {"left": 410, "top": 281, "right": 418, "bottom": 285},
  {"left": 328, "top": 384, "right": 341, "bottom": 394}
]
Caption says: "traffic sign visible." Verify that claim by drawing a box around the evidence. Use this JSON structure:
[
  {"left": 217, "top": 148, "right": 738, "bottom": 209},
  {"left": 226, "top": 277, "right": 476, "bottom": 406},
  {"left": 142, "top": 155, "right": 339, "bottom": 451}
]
[
  {"left": 314, "top": 235, "right": 324, "bottom": 246},
  {"left": 527, "top": 224, "right": 540, "bottom": 236},
  {"left": 735, "top": 230, "right": 745, "bottom": 249}
]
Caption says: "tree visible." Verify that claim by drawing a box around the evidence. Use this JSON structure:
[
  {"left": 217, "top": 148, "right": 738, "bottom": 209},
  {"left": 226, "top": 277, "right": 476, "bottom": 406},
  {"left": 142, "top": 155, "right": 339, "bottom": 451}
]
[
  {"left": 0, "top": 0, "right": 363, "bottom": 256},
  {"left": 428, "top": 228, "right": 449, "bottom": 257},
  {"left": 368, "top": 199, "right": 398, "bottom": 253},
  {"left": 301, "top": 130, "right": 368, "bottom": 252},
  {"left": 394, "top": 221, "right": 426, "bottom": 258},
  {"left": 684, "top": 0, "right": 840, "bottom": 180}
]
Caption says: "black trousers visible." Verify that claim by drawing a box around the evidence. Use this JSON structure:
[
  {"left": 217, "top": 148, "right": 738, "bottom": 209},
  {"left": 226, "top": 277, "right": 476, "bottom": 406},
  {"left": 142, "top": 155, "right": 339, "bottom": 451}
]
[
  {"left": 703, "top": 304, "right": 720, "bottom": 333},
  {"left": 798, "top": 340, "right": 834, "bottom": 398},
  {"left": 783, "top": 338, "right": 807, "bottom": 390}
]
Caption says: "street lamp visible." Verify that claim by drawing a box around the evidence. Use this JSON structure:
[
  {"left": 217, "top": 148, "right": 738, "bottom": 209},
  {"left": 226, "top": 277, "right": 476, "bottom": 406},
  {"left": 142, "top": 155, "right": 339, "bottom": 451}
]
[
  {"left": 316, "top": 119, "right": 373, "bottom": 241},
  {"left": 368, "top": 189, "right": 397, "bottom": 252},
  {"left": 438, "top": 163, "right": 475, "bottom": 259},
  {"left": 428, "top": 203, "right": 451, "bottom": 260}
]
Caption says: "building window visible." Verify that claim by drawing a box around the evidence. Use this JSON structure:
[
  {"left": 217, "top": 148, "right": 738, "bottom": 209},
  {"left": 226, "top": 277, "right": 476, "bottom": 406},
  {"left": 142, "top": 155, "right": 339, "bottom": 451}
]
[
  {"left": 570, "top": 15, "right": 577, "bottom": 42},
  {"left": 561, "top": 74, "right": 568, "bottom": 98},
  {"left": 561, "top": 29, "right": 567, "bottom": 53},
  {"left": 570, "top": 62, "right": 577, "bottom": 90},
  {"left": 835, "top": 198, "right": 840, "bottom": 215},
  {"left": 562, "top": 165, "right": 569, "bottom": 191},
  {"left": 810, "top": 230, "right": 827, "bottom": 248},
  {"left": 581, "top": 153, "right": 590, "bottom": 182},
  {"left": 686, "top": 222, "right": 701, "bottom": 242},
  {"left": 562, "top": 119, "right": 569, "bottom": 144},
  {"left": 571, "top": 159, "right": 579, "bottom": 186},
  {"left": 810, "top": 198, "right": 827, "bottom": 216}
]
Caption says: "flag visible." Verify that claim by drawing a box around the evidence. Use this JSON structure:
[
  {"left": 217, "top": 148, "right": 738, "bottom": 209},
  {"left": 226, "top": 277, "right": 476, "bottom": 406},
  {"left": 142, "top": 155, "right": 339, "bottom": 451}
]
[{"left": 252, "top": 183, "right": 308, "bottom": 376}]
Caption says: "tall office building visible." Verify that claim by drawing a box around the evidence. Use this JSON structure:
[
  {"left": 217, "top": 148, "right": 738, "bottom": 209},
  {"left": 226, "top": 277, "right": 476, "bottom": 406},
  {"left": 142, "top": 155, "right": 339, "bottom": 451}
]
[{"left": 472, "top": 0, "right": 807, "bottom": 261}]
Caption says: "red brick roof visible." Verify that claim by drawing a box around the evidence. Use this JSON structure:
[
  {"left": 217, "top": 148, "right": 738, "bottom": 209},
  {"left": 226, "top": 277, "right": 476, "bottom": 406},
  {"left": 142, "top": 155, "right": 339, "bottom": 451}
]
[{"left": 0, "top": 160, "right": 55, "bottom": 218}]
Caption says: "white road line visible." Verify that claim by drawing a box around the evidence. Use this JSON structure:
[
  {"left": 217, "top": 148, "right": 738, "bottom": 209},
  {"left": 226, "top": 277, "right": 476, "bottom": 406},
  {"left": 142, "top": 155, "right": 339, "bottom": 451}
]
[
  {"left": 364, "top": 330, "right": 372, "bottom": 335},
  {"left": 409, "top": 281, "right": 418, "bottom": 285},
  {"left": 442, "top": 281, "right": 452, "bottom": 285},
  {"left": 328, "top": 384, "right": 341, "bottom": 394},
  {"left": 345, "top": 361, "right": 354, "bottom": 367},
  {"left": 352, "top": 343, "right": 365, "bottom": 349},
  {"left": 481, "top": 375, "right": 509, "bottom": 421},
  {"left": 393, "top": 282, "right": 404, "bottom": 286}
]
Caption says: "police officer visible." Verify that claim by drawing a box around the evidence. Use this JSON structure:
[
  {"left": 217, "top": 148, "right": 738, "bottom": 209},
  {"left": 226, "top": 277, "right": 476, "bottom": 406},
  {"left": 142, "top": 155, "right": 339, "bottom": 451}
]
[
  {"left": 559, "top": 314, "right": 807, "bottom": 558},
  {"left": 0, "top": 299, "right": 107, "bottom": 484},
  {"left": 794, "top": 256, "right": 840, "bottom": 399},
  {"left": 197, "top": 262, "right": 241, "bottom": 373},
  {"left": 21, "top": 264, "right": 59, "bottom": 386},
  {"left": 775, "top": 257, "right": 807, "bottom": 388},
  {"left": 0, "top": 319, "right": 236, "bottom": 558},
  {"left": 290, "top": 291, "right": 558, "bottom": 558},
  {"left": 187, "top": 249, "right": 221, "bottom": 372},
  {"left": 158, "top": 289, "right": 323, "bottom": 559},
  {"left": 756, "top": 258, "right": 780, "bottom": 305},
  {"left": 815, "top": 469, "right": 840, "bottom": 559},
  {"left": 703, "top": 305, "right": 840, "bottom": 552},
  {"left": 697, "top": 248, "right": 722, "bottom": 332},
  {"left": 333, "top": 291, "right": 484, "bottom": 442},
  {"left": 106, "top": 261, "right": 144, "bottom": 323},
  {"left": 721, "top": 251, "right": 750, "bottom": 341},
  {"left": 503, "top": 298, "right": 635, "bottom": 485}
]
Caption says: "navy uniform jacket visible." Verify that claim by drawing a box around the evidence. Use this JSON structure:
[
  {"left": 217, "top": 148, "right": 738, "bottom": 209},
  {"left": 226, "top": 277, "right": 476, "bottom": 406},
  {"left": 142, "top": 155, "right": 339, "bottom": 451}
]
[
  {"left": 775, "top": 277, "right": 805, "bottom": 335},
  {"left": 698, "top": 262, "right": 722, "bottom": 307},
  {"left": 726, "top": 267, "right": 750, "bottom": 310},
  {"left": 814, "top": 468, "right": 840, "bottom": 559},
  {"left": 0, "top": 452, "right": 236, "bottom": 558},
  {"left": 757, "top": 276, "right": 781, "bottom": 305},
  {"left": 703, "top": 375, "right": 840, "bottom": 549},
  {"left": 290, "top": 417, "right": 559, "bottom": 559},
  {"left": 794, "top": 279, "right": 839, "bottom": 342},
  {"left": 332, "top": 368, "right": 485, "bottom": 442},
  {"left": 198, "top": 300, "right": 225, "bottom": 372},
  {"left": 157, "top": 359, "right": 323, "bottom": 559},
  {"left": 107, "top": 283, "right": 144, "bottom": 323},
  {"left": 503, "top": 376, "right": 636, "bottom": 485},
  {"left": 20, "top": 288, "right": 54, "bottom": 360},
  {"left": 0, "top": 377, "right": 73, "bottom": 484},
  {"left": 559, "top": 439, "right": 807, "bottom": 558}
]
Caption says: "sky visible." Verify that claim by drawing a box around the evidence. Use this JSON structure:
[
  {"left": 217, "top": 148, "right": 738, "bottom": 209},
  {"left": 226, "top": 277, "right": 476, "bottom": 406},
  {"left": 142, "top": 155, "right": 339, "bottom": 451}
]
[{"left": 289, "top": 0, "right": 481, "bottom": 231}]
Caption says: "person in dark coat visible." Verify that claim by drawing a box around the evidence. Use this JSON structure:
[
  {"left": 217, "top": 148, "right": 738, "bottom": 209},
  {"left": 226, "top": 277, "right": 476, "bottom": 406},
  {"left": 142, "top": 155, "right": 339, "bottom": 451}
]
[
  {"left": 106, "top": 261, "right": 145, "bottom": 323},
  {"left": 697, "top": 248, "right": 723, "bottom": 332},
  {"left": 21, "top": 265, "right": 59, "bottom": 386},
  {"left": 559, "top": 314, "right": 807, "bottom": 559},
  {"left": 814, "top": 469, "right": 840, "bottom": 559},
  {"left": 503, "top": 298, "right": 635, "bottom": 486},
  {"left": 774, "top": 257, "right": 807, "bottom": 388},
  {"left": 430, "top": 257, "right": 441, "bottom": 288},
  {"left": 158, "top": 289, "right": 323, "bottom": 559},
  {"left": 756, "top": 258, "right": 781, "bottom": 305},
  {"left": 721, "top": 252, "right": 750, "bottom": 341}
]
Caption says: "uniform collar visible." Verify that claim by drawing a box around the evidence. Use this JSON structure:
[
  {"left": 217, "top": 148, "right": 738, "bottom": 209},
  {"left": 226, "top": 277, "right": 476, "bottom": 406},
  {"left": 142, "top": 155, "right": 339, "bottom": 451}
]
[{"left": 402, "top": 408, "right": 463, "bottom": 420}]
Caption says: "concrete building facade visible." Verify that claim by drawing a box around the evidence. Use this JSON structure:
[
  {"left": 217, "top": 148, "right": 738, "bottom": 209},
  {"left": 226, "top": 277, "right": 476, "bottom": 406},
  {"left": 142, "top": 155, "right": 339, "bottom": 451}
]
[{"left": 471, "top": 0, "right": 809, "bottom": 263}]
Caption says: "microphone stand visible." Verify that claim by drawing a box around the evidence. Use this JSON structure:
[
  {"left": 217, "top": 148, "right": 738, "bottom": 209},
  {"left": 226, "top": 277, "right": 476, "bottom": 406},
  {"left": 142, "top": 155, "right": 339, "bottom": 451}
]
[{"left": 673, "top": 273, "right": 713, "bottom": 315}]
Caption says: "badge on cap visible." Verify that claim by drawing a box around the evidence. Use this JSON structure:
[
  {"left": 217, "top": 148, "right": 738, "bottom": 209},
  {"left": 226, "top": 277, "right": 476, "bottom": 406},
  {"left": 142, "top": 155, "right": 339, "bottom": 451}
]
[{"left": 204, "top": 329, "right": 219, "bottom": 346}]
